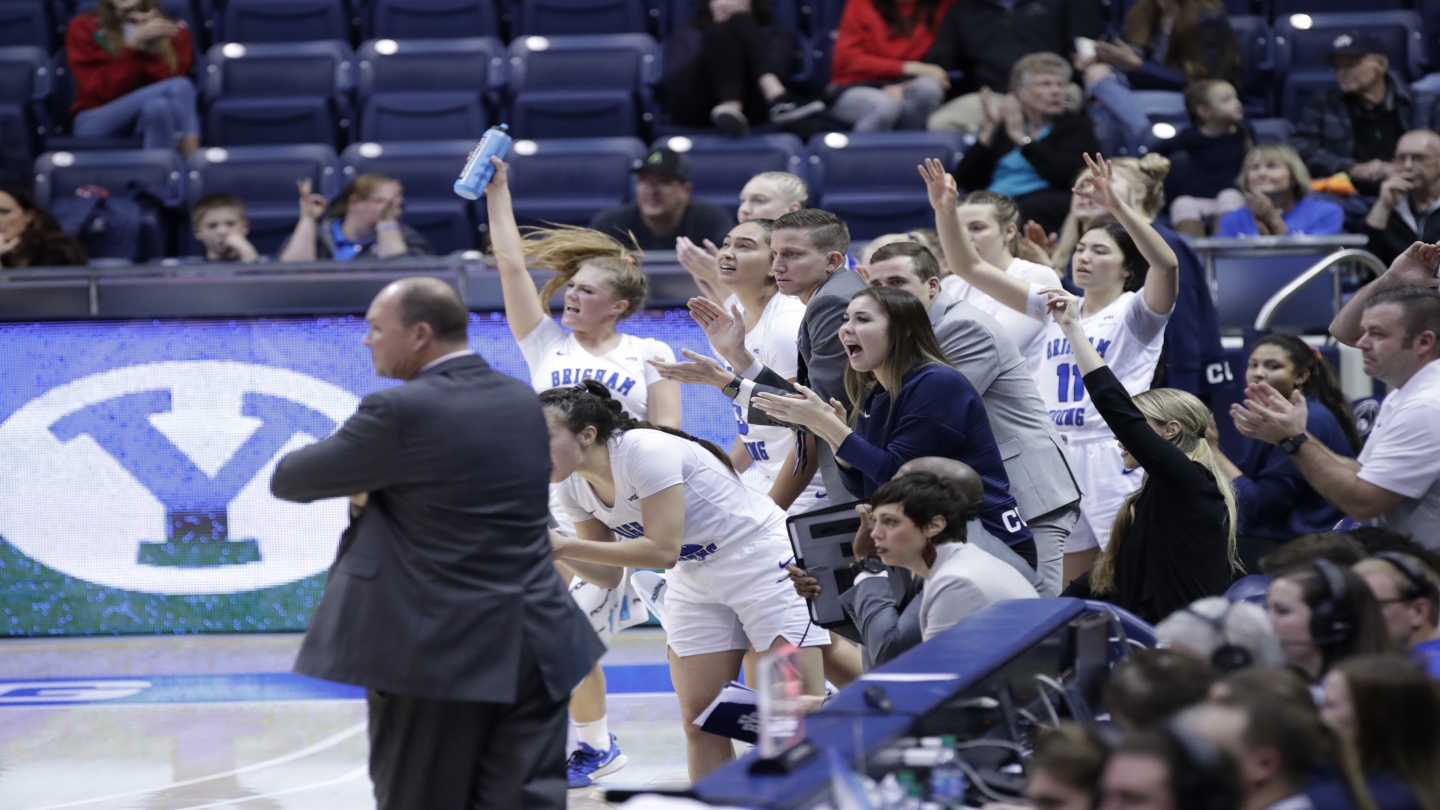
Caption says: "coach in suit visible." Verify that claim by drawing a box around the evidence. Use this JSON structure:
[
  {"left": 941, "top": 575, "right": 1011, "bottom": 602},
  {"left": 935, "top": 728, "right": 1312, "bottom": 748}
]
[
  {"left": 865, "top": 242, "right": 1082, "bottom": 596},
  {"left": 271, "top": 277, "right": 603, "bottom": 810}
]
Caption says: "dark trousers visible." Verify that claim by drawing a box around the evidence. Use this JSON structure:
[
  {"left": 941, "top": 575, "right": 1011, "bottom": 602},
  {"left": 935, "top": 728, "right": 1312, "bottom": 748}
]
[
  {"left": 663, "top": 14, "right": 772, "bottom": 127},
  {"left": 366, "top": 649, "right": 568, "bottom": 810},
  {"left": 1016, "top": 187, "right": 1075, "bottom": 236}
]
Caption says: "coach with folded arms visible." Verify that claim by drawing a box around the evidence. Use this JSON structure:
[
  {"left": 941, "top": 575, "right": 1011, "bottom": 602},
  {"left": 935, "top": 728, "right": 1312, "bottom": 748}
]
[{"left": 271, "top": 277, "right": 603, "bottom": 810}]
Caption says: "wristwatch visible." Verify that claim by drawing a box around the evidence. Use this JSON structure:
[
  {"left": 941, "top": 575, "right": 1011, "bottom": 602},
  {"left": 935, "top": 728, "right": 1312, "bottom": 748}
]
[
  {"left": 722, "top": 375, "right": 743, "bottom": 400},
  {"left": 1279, "top": 433, "right": 1309, "bottom": 455},
  {"left": 857, "top": 554, "right": 886, "bottom": 574}
]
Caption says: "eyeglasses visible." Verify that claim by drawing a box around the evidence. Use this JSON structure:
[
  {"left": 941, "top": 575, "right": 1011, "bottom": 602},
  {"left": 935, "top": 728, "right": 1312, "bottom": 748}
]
[{"left": 1394, "top": 153, "right": 1437, "bottom": 165}]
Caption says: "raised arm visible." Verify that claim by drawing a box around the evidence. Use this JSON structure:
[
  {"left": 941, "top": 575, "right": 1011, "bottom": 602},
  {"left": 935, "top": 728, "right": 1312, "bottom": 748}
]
[
  {"left": 484, "top": 156, "right": 547, "bottom": 341},
  {"left": 1330, "top": 242, "right": 1440, "bottom": 347},
  {"left": 1073, "top": 153, "right": 1179, "bottom": 315},
  {"left": 919, "top": 158, "right": 1031, "bottom": 314}
]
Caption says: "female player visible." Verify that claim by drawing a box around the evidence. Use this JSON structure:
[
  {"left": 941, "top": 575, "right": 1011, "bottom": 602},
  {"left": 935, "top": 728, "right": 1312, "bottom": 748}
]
[
  {"left": 542, "top": 381, "right": 828, "bottom": 782},
  {"left": 676, "top": 171, "right": 808, "bottom": 301},
  {"left": 485, "top": 156, "right": 680, "bottom": 788},
  {"left": 922, "top": 154, "right": 1179, "bottom": 586}
]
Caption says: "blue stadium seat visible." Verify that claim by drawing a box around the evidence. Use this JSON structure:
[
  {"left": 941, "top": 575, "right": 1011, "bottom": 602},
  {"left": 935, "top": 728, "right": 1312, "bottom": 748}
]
[
  {"left": 0, "top": 0, "right": 49, "bottom": 48},
  {"left": 513, "top": 0, "right": 647, "bottom": 36},
  {"left": 370, "top": 0, "right": 499, "bottom": 39},
  {"left": 219, "top": 0, "right": 350, "bottom": 44},
  {"left": 1273, "top": 0, "right": 1404, "bottom": 14},
  {"left": 1251, "top": 117, "right": 1295, "bottom": 143},
  {"left": 1224, "top": 575, "right": 1270, "bottom": 605},
  {"left": 501, "top": 136, "right": 647, "bottom": 227},
  {"left": 0, "top": 46, "right": 44, "bottom": 173},
  {"left": 356, "top": 38, "right": 504, "bottom": 139},
  {"left": 807, "top": 131, "right": 965, "bottom": 241},
  {"left": 1275, "top": 12, "right": 1425, "bottom": 82},
  {"left": 201, "top": 41, "right": 354, "bottom": 147},
  {"left": 360, "top": 92, "right": 488, "bottom": 141},
  {"left": 808, "top": 28, "right": 837, "bottom": 90},
  {"left": 184, "top": 144, "right": 340, "bottom": 255},
  {"left": 340, "top": 140, "right": 477, "bottom": 253},
  {"left": 1132, "top": 90, "right": 1188, "bottom": 130},
  {"left": 33, "top": 148, "right": 186, "bottom": 208},
  {"left": 810, "top": 0, "right": 844, "bottom": 36},
  {"left": 1229, "top": 15, "right": 1273, "bottom": 116},
  {"left": 507, "top": 34, "right": 658, "bottom": 139},
  {"left": 1213, "top": 251, "right": 1338, "bottom": 335},
  {"left": 653, "top": 133, "right": 804, "bottom": 209},
  {"left": 1279, "top": 67, "right": 1341, "bottom": 122}
]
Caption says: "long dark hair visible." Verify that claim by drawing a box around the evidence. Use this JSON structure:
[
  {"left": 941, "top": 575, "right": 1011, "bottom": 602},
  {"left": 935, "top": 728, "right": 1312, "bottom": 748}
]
[
  {"left": 1250, "top": 334, "right": 1362, "bottom": 452},
  {"left": 1123, "top": 0, "right": 1241, "bottom": 84},
  {"left": 1277, "top": 564, "right": 1391, "bottom": 675},
  {"left": 690, "top": 0, "right": 775, "bottom": 26},
  {"left": 842, "top": 286, "right": 951, "bottom": 419},
  {"left": 539, "top": 379, "right": 734, "bottom": 473},
  {"left": 871, "top": 0, "right": 946, "bottom": 37},
  {"left": 0, "top": 184, "right": 88, "bottom": 268},
  {"left": 1333, "top": 654, "right": 1440, "bottom": 810},
  {"left": 1082, "top": 223, "right": 1149, "bottom": 293}
]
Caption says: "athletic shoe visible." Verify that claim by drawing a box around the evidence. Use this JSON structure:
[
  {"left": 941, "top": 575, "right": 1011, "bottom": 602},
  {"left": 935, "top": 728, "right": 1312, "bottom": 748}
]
[
  {"left": 710, "top": 104, "right": 750, "bottom": 136},
  {"left": 630, "top": 570, "right": 667, "bottom": 627},
  {"left": 769, "top": 93, "right": 825, "bottom": 124},
  {"left": 567, "top": 734, "right": 628, "bottom": 788}
]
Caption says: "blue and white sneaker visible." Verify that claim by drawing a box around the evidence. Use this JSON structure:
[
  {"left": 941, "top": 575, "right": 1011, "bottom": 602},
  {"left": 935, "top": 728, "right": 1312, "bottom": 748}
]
[{"left": 566, "top": 734, "right": 628, "bottom": 788}]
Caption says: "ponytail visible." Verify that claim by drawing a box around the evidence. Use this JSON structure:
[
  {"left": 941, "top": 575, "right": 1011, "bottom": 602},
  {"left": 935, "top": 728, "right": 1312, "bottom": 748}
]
[
  {"left": 1251, "top": 334, "right": 1362, "bottom": 453},
  {"left": 524, "top": 225, "right": 647, "bottom": 320},
  {"left": 539, "top": 380, "right": 734, "bottom": 473}
]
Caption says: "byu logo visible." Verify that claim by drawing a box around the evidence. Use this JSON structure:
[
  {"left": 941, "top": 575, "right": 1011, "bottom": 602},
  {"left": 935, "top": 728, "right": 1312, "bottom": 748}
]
[{"left": 0, "top": 361, "right": 358, "bottom": 595}]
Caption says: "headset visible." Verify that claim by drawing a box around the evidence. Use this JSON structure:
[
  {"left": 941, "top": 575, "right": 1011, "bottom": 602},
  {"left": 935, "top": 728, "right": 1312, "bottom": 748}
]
[
  {"left": 1162, "top": 720, "right": 1241, "bottom": 810},
  {"left": 1180, "top": 601, "right": 1252, "bottom": 671},
  {"left": 1309, "top": 558, "right": 1356, "bottom": 648},
  {"left": 1373, "top": 551, "right": 1439, "bottom": 602}
]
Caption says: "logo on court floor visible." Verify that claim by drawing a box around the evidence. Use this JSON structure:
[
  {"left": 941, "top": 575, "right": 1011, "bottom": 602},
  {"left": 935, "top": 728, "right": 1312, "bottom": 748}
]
[{"left": 0, "top": 362, "right": 358, "bottom": 594}]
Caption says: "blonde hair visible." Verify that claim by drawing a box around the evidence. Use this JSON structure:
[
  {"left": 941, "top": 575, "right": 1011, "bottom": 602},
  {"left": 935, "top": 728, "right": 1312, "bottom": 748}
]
[
  {"left": 750, "top": 171, "right": 809, "bottom": 207},
  {"left": 524, "top": 225, "right": 647, "bottom": 321},
  {"left": 959, "top": 191, "right": 1023, "bottom": 256},
  {"left": 1237, "top": 143, "right": 1311, "bottom": 200},
  {"left": 332, "top": 173, "right": 398, "bottom": 220},
  {"left": 1010, "top": 52, "right": 1073, "bottom": 90},
  {"left": 1052, "top": 153, "right": 1170, "bottom": 269},
  {"left": 1090, "top": 387, "right": 1242, "bottom": 595}
]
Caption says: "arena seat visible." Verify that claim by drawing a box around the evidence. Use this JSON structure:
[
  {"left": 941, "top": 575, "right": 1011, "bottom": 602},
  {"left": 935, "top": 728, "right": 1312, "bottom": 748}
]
[
  {"left": 501, "top": 136, "right": 647, "bottom": 227},
  {"left": 810, "top": 0, "right": 844, "bottom": 36},
  {"left": 654, "top": 133, "right": 805, "bottom": 209},
  {"left": 184, "top": 144, "right": 341, "bottom": 255},
  {"left": 1273, "top": 0, "right": 1405, "bottom": 14},
  {"left": 1250, "top": 116, "right": 1294, "bottom": 143},
  {"left": 33, "top": 148, "right": 185, "bottom": 208},
  {"left": 1132, "top": 90, "right": 1189, "bottom": 132},
  {"left": 356, "top": 38, "right": 503, "bottom": 141},
  {"left": 218, "top": 0, "right": 350, "bottom": 44},
  {"left": 1229, "top": 15, "right": 1274, "bottom": 116},
  {"left": 506, "top": 34, "right": 658, "bottom": 139},
  {"left": 201, "top": 41, "right": 354, "bottom": 147},
  {"left": 360, "top": 91, "right": 488, "bottom": 141},
  {"left": 1213, "top": 251, "right": 1338, "bottom": 335},
  {"left": 370, "top": 0, "right": 500, "bottom": 40},
  {"left": 807, "top": 131, "right": 966, "bottom": 241},
  {"left": 1275, "top": 12, "right": 1425, "bottom": 82},
  {"left": 0, "top": 46, "right": 45, "bottom": 168},
  {"left": 808, "top": 27, "right": 837, "bottom": 90},
  {"left": 512, "top": 0, "right": 648, "bottom": 36},
  {"left": 0, "top": 0, "right": 49, "bottom": 49},
  {"left": 1224, "top": 575, "right": 1270, "bottom": 605},
  {"left": 340, "top": 140, "right": 477, "bottom": 253}
]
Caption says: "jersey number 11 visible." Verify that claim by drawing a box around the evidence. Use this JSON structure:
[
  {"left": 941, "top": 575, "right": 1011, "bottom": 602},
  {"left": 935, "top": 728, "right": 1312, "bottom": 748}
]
[{"left": 1056, "top": 364, "right": 1085, "bottom": 403}]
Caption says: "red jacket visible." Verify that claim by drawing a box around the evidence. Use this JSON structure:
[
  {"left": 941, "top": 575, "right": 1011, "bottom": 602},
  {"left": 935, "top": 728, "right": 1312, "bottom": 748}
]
[
  {"left": 66, "top": 13, "right": 193, "bottom": 115},
  {"left": 830, "top": 0, "right": 956, "bottom": 87}
]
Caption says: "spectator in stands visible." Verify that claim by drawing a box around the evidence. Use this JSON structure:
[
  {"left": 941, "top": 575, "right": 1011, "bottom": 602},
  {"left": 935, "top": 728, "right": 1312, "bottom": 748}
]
[
  {"left": 1292, "top": 32, "right": 1440, "bottom": 200},
  {"left": 661, "top": 0, "right": 820, "bottom": 137},
  {"left": 1365, "top": 130, "right": 1440, "bottom": 266},
  {"left": 752, "top": 286, "right": 1041, "bottom": 565},
  {"left": 1156, "top": 597, "right": 1285, "bottom": 671},
  {"left": 1353, "top": 553, "right": 1440, "bottom": 680},
  {"left": 953, "top": 53, "right": 1101, "bottom": 235},
  {"left": 1218, "top": 144, "right": 1344, "bottom": 237},
  {"left": 190, "top": 193, "right": 259, "bottom": 264},
  {"left": 826, "top": 0, "right": 955, "bottom": 132},
  {"left": 1099, "top": 726, "right": 1243, "bottom": 810},
  {"left": 924, "top": 0, "right": 1105, "bottom": 132},
  {"left": 1258, "top": 532, "right": 1368, "bottom": 575},
  {"left": 1209, "top": 335, "right": 1360, "bottom": 570},
  {"left": 1045, "top": 288, "right": 1239, "bottom": 622},
  {"left": 1240, "top": 251, "right": 1440, "bottom": 542},
  {"left": 1320, "top": 655, "right": 1440, "bottom": 809},
  {"left": 67, "top": 0, "right": 198, "bottom": 157},
  {"left": 1105, "top": 649, "right": 1218, "bottom": 732},
  {"left": 1109, "top": 0, "right": 1240, "bottom": 92},
  {"left": 1266, "top": 561, "right": 1390, "bottom": 683},
  {"left": 1345, "top": 526, "right": 1440, "bottom": 572},
  {"left": 1162, "top": 80, "right": 1252, "bottom": 238},
  {"left": 676, "top": 171, "right": 807, "bottom": 302},
  {"left": 589, "top": 148, "right": 734, "bottom": 252},
  {"left": 982, "top": 723, "right": 1109, "bottom": 810},
  {"left": 278, "top": 175, "right": 431, "bottom": 262},
  {"left": 0, "top": 185, "right": 88, "bottom": 268}
]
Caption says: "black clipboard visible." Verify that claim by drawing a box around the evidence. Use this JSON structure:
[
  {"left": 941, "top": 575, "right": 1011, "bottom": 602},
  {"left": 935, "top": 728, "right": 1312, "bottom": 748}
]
[{"left": 786, "top": 501, "right": 865, "bottom": 630}]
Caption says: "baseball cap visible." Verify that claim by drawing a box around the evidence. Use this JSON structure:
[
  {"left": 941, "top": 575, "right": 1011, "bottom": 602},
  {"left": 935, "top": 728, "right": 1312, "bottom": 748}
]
[
  {"left": 631, "top": 148, "right": 691, "bottom": 182},
  {"left": 1324, "top": 31, "right": 1388, "bottom": 63}
]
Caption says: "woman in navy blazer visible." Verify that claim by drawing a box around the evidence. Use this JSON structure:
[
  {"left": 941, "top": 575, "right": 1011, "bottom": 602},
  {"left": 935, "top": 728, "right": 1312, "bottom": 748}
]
[{"left": 753, "top": 285, "right": 1038, "bottom": 562}]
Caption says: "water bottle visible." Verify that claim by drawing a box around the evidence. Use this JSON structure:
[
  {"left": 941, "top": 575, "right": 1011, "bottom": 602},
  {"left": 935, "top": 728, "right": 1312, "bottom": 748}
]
[{"left": 453, "top": 124, "right": 513, "bottom": 200}]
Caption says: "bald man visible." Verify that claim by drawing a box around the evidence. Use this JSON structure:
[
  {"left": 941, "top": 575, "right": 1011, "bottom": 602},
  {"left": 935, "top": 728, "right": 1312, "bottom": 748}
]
[
  {"left": 272, "top": 278, "right": 603, "bottom": 810},
  {"left": 1366, "top": 129, "right": 1440, "bottom": 265}
]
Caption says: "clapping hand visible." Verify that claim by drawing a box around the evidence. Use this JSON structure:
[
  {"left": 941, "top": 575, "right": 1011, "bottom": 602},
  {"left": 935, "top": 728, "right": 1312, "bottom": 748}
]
[
  {"left": 647, "top": 349, "right": 734, "bottom": 389},
  {"left": 1243, "top": 190, "right": 1282, "bottom": 233},
  {"left": 688, "top": 296, "right": 751, "bottom": 366},
  {"left": 1231, "top": 382, "right": 1309, "bottom": 445},
  {"left": 918, "top": 158, "right": 959, "bottom": 211},
  {"left": 753, "top": 383, "right": 847, "bottom": 434},
  {"left": 1072, "top": 153, "right": 1124, "bottom": 214}
]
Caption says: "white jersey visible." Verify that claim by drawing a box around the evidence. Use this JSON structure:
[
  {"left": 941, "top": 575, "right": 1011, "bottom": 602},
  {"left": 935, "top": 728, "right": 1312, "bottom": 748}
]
[
  {"left": 945, "top": 257, "right": 1061, "bottom": 361},
  {"left": 1024, "top": 287, "right": 1171, "bottom": 437},
  {"left": 715, "top": 293, "right": 827, "bottom": 514},
  {"left": 518, "top": 317, "right": 675, "bottom": 421},
  {"left": 555, "top": 429, "right": 788, "bottom": 564}
]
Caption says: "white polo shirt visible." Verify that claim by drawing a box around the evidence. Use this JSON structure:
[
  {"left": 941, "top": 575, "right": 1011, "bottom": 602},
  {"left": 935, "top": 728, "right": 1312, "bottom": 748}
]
[{"left": 1357, "top": 358, "right": 1440, "bottom": 547}]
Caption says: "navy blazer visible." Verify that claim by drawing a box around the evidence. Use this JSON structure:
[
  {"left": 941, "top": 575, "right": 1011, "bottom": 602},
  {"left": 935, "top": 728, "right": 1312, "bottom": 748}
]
[{"left": 1234, "top": 397, "right": 1353, "bottom": 542}]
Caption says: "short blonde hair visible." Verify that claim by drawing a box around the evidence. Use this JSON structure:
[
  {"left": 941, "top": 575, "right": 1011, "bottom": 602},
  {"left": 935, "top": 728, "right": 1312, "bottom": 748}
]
[
  {"left": 749, "top": 171, "right": 809, "bottom": 207},
  {"left": 1237, "top": 143, "right": 1311, "bottom": 200},
  {"left": 1010, "top": 52, "right": 1073, "bottom": 91},
  {"left": 1109, "top": 153, "right": 1172, "bottom": 220}
]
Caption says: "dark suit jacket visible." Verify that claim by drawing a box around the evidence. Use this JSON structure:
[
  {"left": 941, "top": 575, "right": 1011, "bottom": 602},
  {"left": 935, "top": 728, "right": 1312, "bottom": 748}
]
[{"left": 271, "top": 354, "right": 604, "bottom": 704}]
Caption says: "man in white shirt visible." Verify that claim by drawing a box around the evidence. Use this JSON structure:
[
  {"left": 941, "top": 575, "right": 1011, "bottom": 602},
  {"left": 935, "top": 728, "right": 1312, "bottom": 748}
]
[{"left": 1232, "top": 243, "right": 1440, "bottom": 548}]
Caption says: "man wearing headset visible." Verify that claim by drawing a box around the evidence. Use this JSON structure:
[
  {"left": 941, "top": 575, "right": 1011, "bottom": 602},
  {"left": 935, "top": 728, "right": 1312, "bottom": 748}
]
[{"left": 1354, "top": 551, "right": 1440, "bottom": 678}]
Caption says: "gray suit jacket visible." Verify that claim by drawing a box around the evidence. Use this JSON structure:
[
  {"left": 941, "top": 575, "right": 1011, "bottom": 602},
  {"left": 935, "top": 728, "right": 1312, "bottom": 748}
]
[
  {"left": 271, "top": 354, "right": 604, "bottom": 704},
  {"left": 838, "top": 570, "right": 924, "bottom": 670},
  {"left": 743, "top": 267, "right": 869, "bottom": 502},
  {"left": 929, "top": 290, "right": 1082, "bottom": 519}
]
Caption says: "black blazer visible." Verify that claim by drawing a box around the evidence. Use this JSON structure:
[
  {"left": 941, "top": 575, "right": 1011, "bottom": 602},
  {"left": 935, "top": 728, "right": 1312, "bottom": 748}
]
[
  {"left": 953, "top": 111, "right": 1100, "bottom": 195},
  {"left": 271, "top": 354, "right": 604, "bottom": 703}
]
